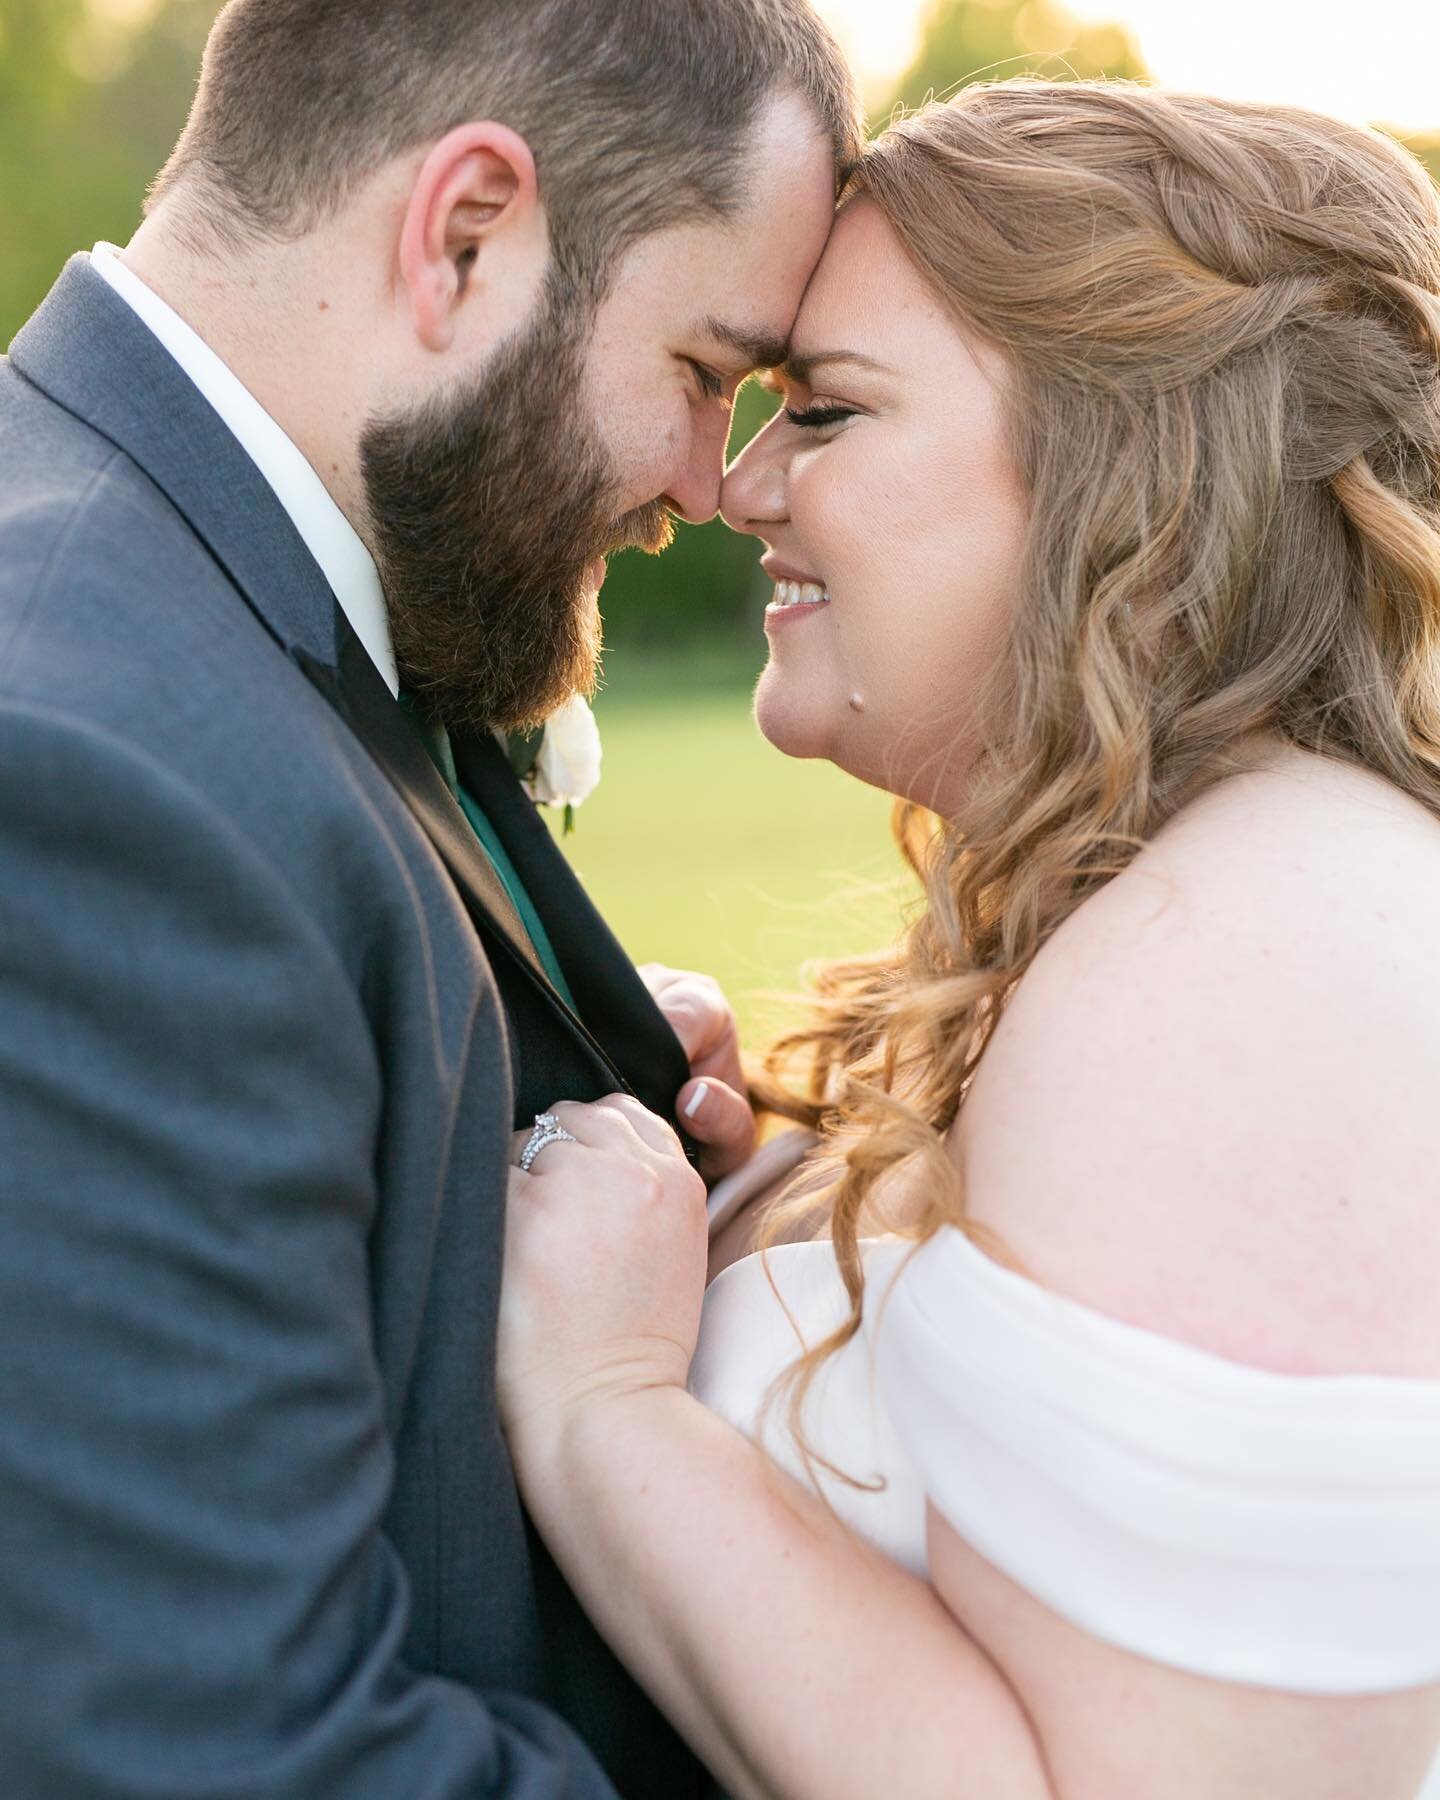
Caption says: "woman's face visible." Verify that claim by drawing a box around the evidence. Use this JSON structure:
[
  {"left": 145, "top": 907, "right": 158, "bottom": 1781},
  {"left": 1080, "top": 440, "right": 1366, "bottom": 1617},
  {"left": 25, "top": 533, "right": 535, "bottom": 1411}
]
[{"left": 720, "top": 198, "right": 1028, "bottom": 813}]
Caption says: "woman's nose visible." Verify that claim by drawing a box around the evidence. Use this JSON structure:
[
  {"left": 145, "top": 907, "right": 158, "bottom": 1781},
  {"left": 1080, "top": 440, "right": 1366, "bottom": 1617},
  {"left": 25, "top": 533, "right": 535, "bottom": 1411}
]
[{"left": 719, "top": 414, "right": 787, "bottom": 539}]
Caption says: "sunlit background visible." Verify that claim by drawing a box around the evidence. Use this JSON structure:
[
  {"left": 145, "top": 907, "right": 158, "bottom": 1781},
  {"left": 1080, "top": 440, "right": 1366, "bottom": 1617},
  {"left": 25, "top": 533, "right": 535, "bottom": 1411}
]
[
  {"left": 819, "top": 0, "right": 1440, "bottom": 127},
  {"left": 4, "top": 0, "right": 1438, "bottom": 1036}
]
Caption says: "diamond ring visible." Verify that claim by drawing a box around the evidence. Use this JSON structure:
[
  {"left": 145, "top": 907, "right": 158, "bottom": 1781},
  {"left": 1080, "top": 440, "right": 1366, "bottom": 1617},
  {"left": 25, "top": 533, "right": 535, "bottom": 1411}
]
[{"left": 519, "top": 1111, "right": 578, "bottom": 1173}]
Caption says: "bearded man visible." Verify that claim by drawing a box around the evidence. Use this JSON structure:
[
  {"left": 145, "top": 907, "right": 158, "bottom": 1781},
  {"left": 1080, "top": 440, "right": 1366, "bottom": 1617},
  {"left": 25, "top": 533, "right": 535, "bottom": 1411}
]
[{"left": 0, "top": 1, "right": 858, "bottom": 1792}]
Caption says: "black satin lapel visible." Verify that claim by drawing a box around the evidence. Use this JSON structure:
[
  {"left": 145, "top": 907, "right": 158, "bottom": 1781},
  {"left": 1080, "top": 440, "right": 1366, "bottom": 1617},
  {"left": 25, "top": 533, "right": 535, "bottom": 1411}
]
[
  {"left": 294, "top": 626, "right": 550, "bottom": 989},
  {"left": 451, "top": 730, "right": 691, "bottom": 1124}
]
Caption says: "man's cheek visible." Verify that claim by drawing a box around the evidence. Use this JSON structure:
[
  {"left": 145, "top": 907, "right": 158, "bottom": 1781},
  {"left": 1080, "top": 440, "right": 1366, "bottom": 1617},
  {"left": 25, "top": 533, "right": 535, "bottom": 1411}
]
[{"left": 610, "top": 405, "right": 687, "bottom": 509}]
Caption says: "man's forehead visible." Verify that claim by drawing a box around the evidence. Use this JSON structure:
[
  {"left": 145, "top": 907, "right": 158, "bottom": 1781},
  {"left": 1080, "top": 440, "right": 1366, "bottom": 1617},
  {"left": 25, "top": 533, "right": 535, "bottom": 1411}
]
[{"left": 697, "top": 313, "right": 792, "bottom": 372}]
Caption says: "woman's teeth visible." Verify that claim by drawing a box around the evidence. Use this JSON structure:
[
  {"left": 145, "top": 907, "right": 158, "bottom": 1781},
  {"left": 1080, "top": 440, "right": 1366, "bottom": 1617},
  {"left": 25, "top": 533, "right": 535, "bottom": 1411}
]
[{"left": 767, "top": 579, "right": 830, "bottom": 610}]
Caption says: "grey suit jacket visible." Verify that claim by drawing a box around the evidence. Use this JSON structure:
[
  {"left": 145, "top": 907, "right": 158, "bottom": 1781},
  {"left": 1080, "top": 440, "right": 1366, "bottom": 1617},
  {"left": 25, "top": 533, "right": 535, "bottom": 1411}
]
[{"left": 0, "top": 259, "right": 697, "bottom": 1798}]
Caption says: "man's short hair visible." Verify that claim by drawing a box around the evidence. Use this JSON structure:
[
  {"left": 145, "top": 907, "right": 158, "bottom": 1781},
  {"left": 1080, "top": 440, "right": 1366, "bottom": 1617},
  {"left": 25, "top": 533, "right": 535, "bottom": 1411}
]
[{"left": 149, "top": 0, "right": 862, "bottom": 296}]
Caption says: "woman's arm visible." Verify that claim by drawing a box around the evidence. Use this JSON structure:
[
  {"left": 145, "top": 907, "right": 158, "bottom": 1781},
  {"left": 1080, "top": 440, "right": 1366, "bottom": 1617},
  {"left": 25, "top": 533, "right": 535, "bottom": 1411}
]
[
  {"left": 932, "top": 771, "right": 1440, "bottom": 1799},
  {"left": 509, "top": 1389, "right": 1054, "bottom": 1800},
  {"left": 511, "top": 1344, "right": 1440, "bottom": 1800},
  {"left": 499, "top": 1100, "right": 1053, "bottom": 1800},
  {"left": 500, "top": 751, "right": 1440, "bottom": 1799},
  {"left": 925, "top": 1510, "right": 1440, "bottom": 1800},
  {"left": 513, "top": 1390, "right": 1054, "bottom": 1800}
]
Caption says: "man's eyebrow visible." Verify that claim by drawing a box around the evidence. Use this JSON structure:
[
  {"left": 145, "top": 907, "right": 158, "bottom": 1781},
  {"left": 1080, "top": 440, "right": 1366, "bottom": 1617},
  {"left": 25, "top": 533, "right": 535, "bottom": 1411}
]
[
  {"left": 698, "top": 315, "right": 792, "bottom": 371},
  {"left": 780, "top": 349, "right": 892, "bottom": 383}
]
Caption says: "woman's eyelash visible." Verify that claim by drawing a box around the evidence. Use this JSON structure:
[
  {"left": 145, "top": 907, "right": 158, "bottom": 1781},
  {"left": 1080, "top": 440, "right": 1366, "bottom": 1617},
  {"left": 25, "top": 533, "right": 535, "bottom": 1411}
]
[{"left": 784, "top": 404, "right": 855, "bottom": 430}]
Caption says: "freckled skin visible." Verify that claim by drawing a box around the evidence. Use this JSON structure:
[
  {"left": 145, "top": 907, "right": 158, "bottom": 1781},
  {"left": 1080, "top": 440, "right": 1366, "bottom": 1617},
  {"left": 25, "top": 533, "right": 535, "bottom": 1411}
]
[{"left": 721, "top": 199, "right": 1030, "bottom": 813}]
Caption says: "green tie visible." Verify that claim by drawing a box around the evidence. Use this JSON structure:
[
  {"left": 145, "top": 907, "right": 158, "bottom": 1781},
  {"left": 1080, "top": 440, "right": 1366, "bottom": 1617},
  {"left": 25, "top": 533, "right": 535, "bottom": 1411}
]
[{"left": 400, "top": 695, "right": 577, "bottom": 1011}]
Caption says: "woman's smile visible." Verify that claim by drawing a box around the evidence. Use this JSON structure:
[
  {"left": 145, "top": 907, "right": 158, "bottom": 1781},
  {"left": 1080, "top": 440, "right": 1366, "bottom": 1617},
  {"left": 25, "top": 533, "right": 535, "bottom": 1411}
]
[
  {"left": 764, "top": 583, "right": 831, "bottom": 628},
  {"left": 721, "top": 197, "right": 1026, "bottom": 807}
]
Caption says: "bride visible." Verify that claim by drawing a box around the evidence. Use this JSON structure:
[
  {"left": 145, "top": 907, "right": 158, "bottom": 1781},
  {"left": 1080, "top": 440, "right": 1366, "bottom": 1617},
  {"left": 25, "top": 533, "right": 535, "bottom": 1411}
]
[{"left": 497, "top": 82, "right": 1440, "bottom": 1798}]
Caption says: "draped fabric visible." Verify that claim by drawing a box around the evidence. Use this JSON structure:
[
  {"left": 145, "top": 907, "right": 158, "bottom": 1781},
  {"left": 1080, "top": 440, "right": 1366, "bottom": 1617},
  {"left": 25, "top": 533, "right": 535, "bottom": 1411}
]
[
  {"left": 693, "top": 1227, "right": 1440, "bottom": 1792},
  {"left": 874, "top": 1229, "right": 1440, "bottom": 1695}
]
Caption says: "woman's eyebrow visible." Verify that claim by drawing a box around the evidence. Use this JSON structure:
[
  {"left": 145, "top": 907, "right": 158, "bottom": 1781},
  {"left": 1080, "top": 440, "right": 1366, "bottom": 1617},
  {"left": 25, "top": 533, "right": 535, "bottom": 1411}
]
[{"left": 780, "top": 349, "right": 892, "bottom": 383}]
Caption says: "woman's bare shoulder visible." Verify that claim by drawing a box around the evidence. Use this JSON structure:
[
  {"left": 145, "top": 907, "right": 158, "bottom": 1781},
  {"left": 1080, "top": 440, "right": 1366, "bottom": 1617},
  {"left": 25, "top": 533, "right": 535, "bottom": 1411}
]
[{"left": 955, "top": 748, "right": 1440, "bottom": 1377}]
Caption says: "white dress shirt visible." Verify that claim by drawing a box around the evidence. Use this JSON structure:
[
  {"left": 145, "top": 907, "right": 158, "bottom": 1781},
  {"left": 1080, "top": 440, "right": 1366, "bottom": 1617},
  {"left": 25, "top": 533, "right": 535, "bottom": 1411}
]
[{"left": 89, "top": 242, "right": 398, "bottom": 695}]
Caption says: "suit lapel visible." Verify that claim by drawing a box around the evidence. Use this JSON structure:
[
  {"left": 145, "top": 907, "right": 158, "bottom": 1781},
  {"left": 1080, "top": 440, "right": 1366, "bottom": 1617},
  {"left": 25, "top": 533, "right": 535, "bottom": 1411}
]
[
  {"left": 293, "top": 628, "right": 551, "bottom": 986},
  {"left": 10, "top": 257, "right": 342, "bottom": 674},
  {"left": 452, "top": 730, "right": 691, "bottom": 1122},
  {"left": 13, "top": 258, "right": 690, "bottom": 1113},
  {"left": 9, "top": 258, "right": 556, "bottom": 1001}
]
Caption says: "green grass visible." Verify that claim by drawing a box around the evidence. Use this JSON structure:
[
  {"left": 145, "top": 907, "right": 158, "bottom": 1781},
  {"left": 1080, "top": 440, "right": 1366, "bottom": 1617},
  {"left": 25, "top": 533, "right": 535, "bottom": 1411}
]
[{"left": 546, "top": 657, "right": 917, "bottom": 1045}]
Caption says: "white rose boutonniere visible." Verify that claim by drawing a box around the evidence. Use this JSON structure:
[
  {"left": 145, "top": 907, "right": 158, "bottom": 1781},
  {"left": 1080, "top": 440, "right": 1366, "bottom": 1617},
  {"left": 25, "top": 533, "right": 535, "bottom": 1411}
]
[{"left": 505, "top": 693, "right": 602, "bottom": 835}]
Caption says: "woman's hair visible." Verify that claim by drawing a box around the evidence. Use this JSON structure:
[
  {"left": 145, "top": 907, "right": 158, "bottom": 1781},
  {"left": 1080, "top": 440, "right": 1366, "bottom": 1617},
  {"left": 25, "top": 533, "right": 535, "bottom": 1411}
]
[{"left": 756, "top": 80, "right": 1440, "bottom": 1408}]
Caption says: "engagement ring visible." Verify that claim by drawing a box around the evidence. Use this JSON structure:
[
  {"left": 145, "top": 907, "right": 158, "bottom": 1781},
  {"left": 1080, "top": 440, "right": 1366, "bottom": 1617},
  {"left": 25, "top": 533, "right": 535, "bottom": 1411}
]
[{"left": 519, "top": 1111, "right": 578, "bottom": 1172}]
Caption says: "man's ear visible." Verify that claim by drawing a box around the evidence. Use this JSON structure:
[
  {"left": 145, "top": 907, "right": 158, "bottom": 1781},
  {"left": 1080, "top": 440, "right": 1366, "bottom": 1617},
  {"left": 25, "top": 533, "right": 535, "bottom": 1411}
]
[{"left": 398, "top": 122, "right": 540, "bottom": 353}]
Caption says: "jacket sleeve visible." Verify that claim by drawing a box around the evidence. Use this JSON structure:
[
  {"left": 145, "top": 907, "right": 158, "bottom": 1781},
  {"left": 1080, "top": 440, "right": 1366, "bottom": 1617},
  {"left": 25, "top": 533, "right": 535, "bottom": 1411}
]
[{"left": 0, "top": 699, "right": 617, "bottom": 1799}]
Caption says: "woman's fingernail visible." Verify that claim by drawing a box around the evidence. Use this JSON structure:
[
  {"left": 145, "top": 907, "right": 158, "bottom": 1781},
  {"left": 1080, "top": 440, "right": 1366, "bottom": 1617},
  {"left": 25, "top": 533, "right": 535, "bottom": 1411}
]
[{"left": 683, "top": 1081, "right": 710, "bottom": 1121}]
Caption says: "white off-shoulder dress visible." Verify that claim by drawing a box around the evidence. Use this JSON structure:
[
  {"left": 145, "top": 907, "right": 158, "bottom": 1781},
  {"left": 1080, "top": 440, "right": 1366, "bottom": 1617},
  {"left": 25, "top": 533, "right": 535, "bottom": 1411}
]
[{"left": 690, "top": 1218, "right": 1440, "bottom": 1796}]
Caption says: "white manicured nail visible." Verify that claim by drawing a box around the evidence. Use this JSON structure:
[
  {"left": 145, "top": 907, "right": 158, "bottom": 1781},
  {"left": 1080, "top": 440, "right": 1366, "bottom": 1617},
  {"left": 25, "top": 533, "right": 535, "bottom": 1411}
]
[{"left": 683, "top": 1081, "right": 710, "bottom": 1120}]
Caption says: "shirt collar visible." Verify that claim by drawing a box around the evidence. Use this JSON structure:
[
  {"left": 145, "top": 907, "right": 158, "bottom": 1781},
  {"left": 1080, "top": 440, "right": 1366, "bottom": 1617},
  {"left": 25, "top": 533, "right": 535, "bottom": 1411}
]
[{"left": 89, "top": 242, "right": 399, "bottom": 697}]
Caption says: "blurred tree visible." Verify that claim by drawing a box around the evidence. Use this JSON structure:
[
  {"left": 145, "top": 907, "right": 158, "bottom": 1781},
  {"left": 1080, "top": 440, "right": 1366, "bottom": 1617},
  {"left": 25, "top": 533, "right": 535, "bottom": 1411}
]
[
  {"left": 0, "top": 0, "right": 214, "bottom": 339},
  {"left": 1395, "top": 130, "right": 1440, "bottom": 187},
  {"left": 888, "top": 0, "right": 1147, "bottom": 116}
]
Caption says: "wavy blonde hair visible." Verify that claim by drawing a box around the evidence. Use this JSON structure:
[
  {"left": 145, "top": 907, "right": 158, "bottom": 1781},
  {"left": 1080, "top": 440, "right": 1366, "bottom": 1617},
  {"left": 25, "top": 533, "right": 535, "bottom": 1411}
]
[{"left": 754, "top": 80, "right": 1440, "bottom": 1401}]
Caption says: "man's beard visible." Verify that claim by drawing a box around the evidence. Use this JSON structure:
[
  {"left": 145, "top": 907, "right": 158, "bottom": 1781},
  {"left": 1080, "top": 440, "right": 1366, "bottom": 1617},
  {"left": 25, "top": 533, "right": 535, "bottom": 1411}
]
[{"left": 360, "top": 285, "right": 672, "bottom": 734}]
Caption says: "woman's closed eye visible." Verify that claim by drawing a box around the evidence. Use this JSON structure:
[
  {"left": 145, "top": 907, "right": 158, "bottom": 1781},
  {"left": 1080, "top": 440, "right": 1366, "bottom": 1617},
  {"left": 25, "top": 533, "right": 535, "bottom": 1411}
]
[{"left": 784, "top": 401, "right": 857, "bottom": 430}]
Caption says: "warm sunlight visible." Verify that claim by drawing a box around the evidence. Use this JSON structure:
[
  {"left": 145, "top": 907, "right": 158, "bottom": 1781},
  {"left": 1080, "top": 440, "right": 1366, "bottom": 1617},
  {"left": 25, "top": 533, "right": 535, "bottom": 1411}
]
[
  {"left": 810, "top": 0, "right": 928, "bottom": 103},
  {"left": 85, "top": 0, "right": 164, "bottom": 25},
  {"left": 814, "top": 0, "right": 1440, "bottom": 130}
]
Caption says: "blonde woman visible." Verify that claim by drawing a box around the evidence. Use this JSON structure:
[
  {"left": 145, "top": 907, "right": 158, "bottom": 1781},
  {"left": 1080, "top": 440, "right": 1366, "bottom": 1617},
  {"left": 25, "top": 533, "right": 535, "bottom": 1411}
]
[{"left": 497, "top": 84, "right": 1440, "bottom": 1798}]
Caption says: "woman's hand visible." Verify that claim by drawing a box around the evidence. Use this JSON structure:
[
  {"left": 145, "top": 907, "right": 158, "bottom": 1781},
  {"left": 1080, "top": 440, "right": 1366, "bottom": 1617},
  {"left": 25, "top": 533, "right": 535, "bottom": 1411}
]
[
  {"left": 497, "top": 1094, "right": 710, "bottom": 1462},
  {"left": 638, "top": 962, "right": 757, "bottom": 1181}
]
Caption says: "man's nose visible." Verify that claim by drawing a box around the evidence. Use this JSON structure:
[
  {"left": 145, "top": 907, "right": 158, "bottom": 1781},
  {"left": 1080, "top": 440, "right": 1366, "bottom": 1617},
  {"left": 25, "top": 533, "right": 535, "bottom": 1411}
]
[
  {"left": 718, "top": 412, "right": 786, "bottom": 539},
  {"left": 662, "top": 400, "right": 743, "bottom": 526}
]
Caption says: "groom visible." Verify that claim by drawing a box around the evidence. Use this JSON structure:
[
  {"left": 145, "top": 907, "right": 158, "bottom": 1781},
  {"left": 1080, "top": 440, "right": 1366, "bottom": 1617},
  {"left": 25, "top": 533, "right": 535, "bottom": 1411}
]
[{"left": 0, "top": 1, "right": 857, "bottom": 1793}]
